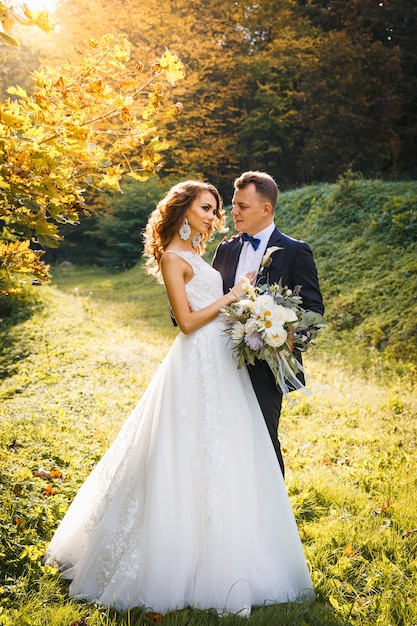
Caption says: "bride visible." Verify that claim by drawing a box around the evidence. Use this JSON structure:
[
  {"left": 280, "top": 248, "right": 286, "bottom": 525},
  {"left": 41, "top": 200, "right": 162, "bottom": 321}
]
[{"left": 44, "top": 180, "right": 315, "bottom": 616}]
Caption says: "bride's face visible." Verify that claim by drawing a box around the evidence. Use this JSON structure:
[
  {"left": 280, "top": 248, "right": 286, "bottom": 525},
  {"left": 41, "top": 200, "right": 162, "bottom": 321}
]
[{"left": 186, "top": 190, "right": 218, "bottom": 235}]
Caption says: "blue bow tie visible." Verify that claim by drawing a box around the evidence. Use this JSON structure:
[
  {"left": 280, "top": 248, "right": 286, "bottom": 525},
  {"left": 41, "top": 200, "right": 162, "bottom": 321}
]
[{"left": 241, "top": 232, "right": 261, "bottom": 250}]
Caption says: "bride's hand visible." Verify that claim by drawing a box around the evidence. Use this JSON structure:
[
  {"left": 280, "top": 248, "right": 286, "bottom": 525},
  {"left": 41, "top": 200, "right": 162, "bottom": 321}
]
[
  {"left": 245, "top": 270, "right": 257, "bottom": 285},
  {"left": 233, "top": 271, "right": 257, "bottom": 298}
]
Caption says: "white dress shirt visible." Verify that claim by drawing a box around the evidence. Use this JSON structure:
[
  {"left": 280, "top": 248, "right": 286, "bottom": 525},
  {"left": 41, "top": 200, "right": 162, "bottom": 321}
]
[{"left": 234, "top": 223, "right": 276, "bottom": 285}]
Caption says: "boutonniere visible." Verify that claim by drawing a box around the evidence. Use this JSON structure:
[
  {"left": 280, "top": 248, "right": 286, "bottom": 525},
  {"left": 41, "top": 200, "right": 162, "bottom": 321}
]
[{"left": 261, "top": 246, "right": 283, "bottom": 268}]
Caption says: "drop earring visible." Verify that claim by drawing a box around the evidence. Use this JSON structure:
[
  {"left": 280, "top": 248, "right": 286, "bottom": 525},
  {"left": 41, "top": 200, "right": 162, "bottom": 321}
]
[
  {"left": 179, "top": 217, "right": 191, "bottom": 240},
  {"left": 192, "top": 232, "right": 202, "bottom": 249}
]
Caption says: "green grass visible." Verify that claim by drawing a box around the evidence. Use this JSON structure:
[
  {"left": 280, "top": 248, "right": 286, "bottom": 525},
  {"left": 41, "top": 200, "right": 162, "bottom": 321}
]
[{"left": 1, "top": 263, "right": 416, "bottom": 625}]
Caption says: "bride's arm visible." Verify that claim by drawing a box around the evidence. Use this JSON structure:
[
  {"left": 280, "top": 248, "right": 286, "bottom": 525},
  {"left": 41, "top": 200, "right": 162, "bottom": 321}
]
[{"left": 161, "top": 253, "right": 250, "bottom": 335}]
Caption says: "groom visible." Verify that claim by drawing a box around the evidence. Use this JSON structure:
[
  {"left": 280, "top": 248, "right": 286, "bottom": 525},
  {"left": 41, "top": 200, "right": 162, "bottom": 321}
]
[{"left": 212, "top": 171, "right": 324, "bottom": 475}]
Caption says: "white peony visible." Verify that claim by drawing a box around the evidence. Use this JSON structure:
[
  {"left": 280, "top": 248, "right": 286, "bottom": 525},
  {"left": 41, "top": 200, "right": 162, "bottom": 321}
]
[
  {"left": 272, "top": 304, "right": 298, "bottom": 324},
  {"left": 236, "top": 298, "right": 254, "bottom": 313},
  {"left": 252, "top": 293, "right": 276, "bottom": 318}
]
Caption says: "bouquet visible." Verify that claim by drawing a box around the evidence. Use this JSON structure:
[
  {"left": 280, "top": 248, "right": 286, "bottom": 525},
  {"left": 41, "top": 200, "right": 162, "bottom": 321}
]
[{"left": 222, "top": 277, "right": 324, "bottom": 397}]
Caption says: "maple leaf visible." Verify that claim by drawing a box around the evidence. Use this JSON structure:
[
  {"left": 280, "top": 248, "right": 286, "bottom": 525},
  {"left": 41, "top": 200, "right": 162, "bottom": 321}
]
[
  {"left": 99, "top": 168, "right": 123, "bottom": 191},
  {"left": 343, "top": 543, "right": 358, "bottom": 557},
  {"left": 7, "top": 85, "right": 28, "bottom": 99},
  {"left": 0, "top": 101, "right": 28, "bottom": 128},
  {"left": 145, "top": 614, "right": 163, "bottom": 623},
  {"left": 0, "top": 31, "right": 19, "bottom": 46},
  {"left": 23, "top": 7, "right": 55, "bottom": 33},
  {"left": 0, "top": 3, "right": 54, "bottom": 47},
  {"left": 121, "top": 108, "right": 134, "bottom": 123},
  {"left": 50, "top": 469, "right": 63, "bottom": 479},
  {"left": 42, "top": 484, "right": 58, "bottom": 496},
  {"left": 155, "top": 48, "right": 185, "bottom": 86}
]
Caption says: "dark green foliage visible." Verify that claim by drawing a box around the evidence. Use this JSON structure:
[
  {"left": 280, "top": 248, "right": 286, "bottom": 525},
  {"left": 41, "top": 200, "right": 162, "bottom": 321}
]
[
  {"left": 47, "top": 178, "right": 174, "bottom": 271},
  {"left": 91, "top": 179, "right": 159, "bottom": 270},
  {"left": 44, "top": 212, "right": 103, "bottom": 267},
  {"left": 90, "top": 178, "right": 176, "bottom": 270}
]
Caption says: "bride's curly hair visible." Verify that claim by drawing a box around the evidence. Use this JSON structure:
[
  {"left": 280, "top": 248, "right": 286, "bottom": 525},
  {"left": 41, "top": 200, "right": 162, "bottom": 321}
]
[{"left": 144, "top": 181, "right": 227, "bottom": 281}]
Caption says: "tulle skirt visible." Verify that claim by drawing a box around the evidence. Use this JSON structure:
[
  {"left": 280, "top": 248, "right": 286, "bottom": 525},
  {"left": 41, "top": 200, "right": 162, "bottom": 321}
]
[{"left": 45, "top": 320, "right": 314, "bottom": 614}]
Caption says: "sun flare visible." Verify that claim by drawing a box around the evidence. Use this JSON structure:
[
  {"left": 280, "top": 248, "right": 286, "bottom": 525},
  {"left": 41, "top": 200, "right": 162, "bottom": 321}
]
[{"left": 22, "top": 0, "right": 58, "bottom": 13}]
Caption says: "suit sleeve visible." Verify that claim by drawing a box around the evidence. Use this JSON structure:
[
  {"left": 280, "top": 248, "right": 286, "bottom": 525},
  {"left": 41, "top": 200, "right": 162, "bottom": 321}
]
[
  {"left": 291, "top": 242, "right": 324, "bottom": 315},
  {"left": 212, "top": 240, "right": 241, "bottom": 294}
]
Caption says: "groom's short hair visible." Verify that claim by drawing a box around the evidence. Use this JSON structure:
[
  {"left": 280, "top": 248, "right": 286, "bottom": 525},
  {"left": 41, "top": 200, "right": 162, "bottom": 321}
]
[{"left": 234, "top": 171, "right": 278, "bottom": 209}]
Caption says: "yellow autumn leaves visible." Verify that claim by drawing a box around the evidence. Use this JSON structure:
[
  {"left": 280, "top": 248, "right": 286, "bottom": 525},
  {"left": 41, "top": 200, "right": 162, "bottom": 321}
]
[
  {"left": 0, "top": 34, "right": 184, "bottom": 293},
  {"left": 0, "top": 1, "right": 54, "bottom": 47}
]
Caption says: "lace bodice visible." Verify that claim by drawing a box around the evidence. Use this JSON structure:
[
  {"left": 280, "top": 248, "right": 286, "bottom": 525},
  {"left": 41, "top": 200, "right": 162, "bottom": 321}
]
[{"left": 164, "top": 250, "right": 224, "bottom": 311}]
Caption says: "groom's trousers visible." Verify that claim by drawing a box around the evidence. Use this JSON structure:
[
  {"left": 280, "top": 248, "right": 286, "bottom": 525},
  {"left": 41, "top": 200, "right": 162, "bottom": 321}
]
[{"left": 246, "top": 359, "right": 284, "bottom": 476}]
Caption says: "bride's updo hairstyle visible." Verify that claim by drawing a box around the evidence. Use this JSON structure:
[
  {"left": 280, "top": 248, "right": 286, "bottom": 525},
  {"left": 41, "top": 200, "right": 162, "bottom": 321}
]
[{"left": 144, "top": 180, "right": 226, "bottom": 281}]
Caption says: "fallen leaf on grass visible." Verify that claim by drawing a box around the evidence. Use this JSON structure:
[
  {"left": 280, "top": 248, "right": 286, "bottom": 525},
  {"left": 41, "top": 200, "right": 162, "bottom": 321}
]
[
  {"left": 373, "top": 499, "right": 391, "bottom": 514},
  {"left": 321, "top": 457, "right": 335, "bottom": 466},
  {"left": 402, "top": 529, "right": 417, "bottom": 539},
  {"left": 34, "top": 468, "right": 63, "bottom": 480},
  {"left": 43, "top": 484, "right": 58, "bottom": 496},
  {"left": 337, "top": 457, "right": 350, "bottom": 466},
  {"left": 145, "top": 613, "right": 163, "bottom": 623},
  {"left": 322, "top": 456, "right": 350, "bottom": 466},
  {"left": 34, "top": 469, "right": 51, "bottom": 480},
  {"left": 343, "top": 543, "right": 358, "bottom": 557}
]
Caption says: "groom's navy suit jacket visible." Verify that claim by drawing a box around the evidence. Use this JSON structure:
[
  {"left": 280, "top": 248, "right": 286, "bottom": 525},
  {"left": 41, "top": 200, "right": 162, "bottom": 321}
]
[
  {"left": 212, "top": 227, "right": 324, "bottom": 471},
  {"left": 212, "top": 227, "right": 324, "bottom": 317}
]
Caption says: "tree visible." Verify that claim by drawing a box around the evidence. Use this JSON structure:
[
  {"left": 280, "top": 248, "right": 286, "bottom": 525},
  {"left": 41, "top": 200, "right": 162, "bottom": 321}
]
[
  {"left": 294, "top": 0, "right": 417, "bottom": 178},
  {"left": 232, "top": 0, "right": 404, "bottom": 186},
  {"left": 0, "top": 34, "right": 184, "bottom": 293},
  {"left": 3, "top": 0, "right": 415, "bottom": 214},
  {"left": 296, "top": 31, "right": 403, "bottom": 181},
  {"left": 153, "top": 0, "right": 251, "bottom": 197}
]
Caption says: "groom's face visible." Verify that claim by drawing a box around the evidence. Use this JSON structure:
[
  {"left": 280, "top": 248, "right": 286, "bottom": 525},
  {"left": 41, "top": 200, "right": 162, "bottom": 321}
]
[{"left": 231, "top": 183, "right": 272, "bottom": 236}]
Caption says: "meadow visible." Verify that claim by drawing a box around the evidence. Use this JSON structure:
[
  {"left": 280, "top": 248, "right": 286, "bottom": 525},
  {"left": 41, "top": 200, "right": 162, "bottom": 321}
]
[{"left": 1, "top": 260, "right": 416, "bottom": 626}]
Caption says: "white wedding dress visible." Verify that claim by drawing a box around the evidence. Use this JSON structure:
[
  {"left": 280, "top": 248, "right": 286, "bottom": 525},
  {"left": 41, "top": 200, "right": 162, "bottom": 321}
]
[{"left": 45, "top": 251, "right": 314, "bottom": 615}]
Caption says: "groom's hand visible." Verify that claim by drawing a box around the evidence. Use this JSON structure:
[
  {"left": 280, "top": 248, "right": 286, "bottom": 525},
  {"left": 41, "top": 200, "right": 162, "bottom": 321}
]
[{"left": 287, "top": 329, "right": 295, "bottom": 352}]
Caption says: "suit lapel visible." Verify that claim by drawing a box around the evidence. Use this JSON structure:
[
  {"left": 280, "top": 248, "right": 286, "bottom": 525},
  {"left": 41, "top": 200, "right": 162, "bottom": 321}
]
[
  {"left": 223, "top": 228, "right": 284, "bottom": 289},
  {"left": 265, "top": 227, "right": 283, "bottom": 248},
  {"left": 223, "top": 237, "right": 243, "bottom": 292},
  {"left": 256, "top": 227, "right": 284, "bottom": 285}
]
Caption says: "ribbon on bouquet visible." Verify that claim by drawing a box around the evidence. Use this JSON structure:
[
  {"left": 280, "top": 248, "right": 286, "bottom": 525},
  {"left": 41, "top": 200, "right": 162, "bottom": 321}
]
[{"left": 265, "top": 350, "right": 310, "bottom": 402}]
